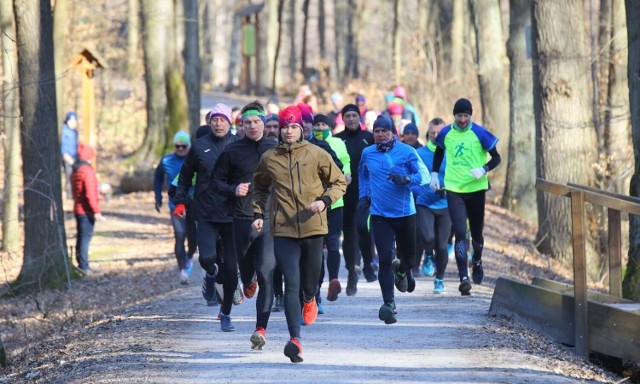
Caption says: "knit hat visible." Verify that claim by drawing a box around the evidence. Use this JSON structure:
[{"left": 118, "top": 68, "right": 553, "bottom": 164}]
[
  {"left": 393, "top": 86, "right": 408, "bottom": 100},
  {"left": 453, "top": 98, "right": 473, "bottom": 115},
  {"left": 373, "top": 114, "right": 397, "bottom": 135},
  {"left": 313, "top": 113, "right": 333, "bottom": 128},
  {"left": 278, "top": 105, "right": 303, "bottom": 128},
  {"left": 384, "top": 92, "right": 395, "bottom": 103},
  {"left": 65, "top": 111, "right": 77, "bottom": 122},
  {"left": 77, "top": 143, "right": 96, "bottom": 161},
  {"left": 195, "top": 125, "right": 211, "bottom": 139},
  {"left": 173, "top": 131, "right": 191, "bottom": 145},
  {"left": 403, "top": 122, "right": 419, "bottom": 136},
  {"left": 388, "top": 102, "right": 404, "bottom": 116},
  {"left": 341, "top": 104, "right": 360, "bottom": 117},
  {"left": 265, "top": 113, "right": 279, "bottom": 124},
  {"left": 355, "top": 95, "right": 366, "bottom": 103},
  {"left": 297, "top": 103, "right": 314, "bottom": 123},
  {"left": 209, "top": 103, "right": 232, "bottom": 125}
]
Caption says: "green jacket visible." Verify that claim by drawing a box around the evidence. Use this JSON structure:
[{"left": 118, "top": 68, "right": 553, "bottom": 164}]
[{"left": 324, "top": 135, "right": 350, "bottom": 209}]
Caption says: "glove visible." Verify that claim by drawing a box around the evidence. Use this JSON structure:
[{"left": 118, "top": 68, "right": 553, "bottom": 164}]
[
  {"left": 357, "top": 196, "right": 371, "bottom": 212},
  {"left": 429, "top": 172, "right": 440, "bottom": 192},
  {"left": 155, "top": 200, "right": 162, "bottom": 213},
  {"left": 388, "top": 173, "right": 410, "bottom": 185},
  {"left": 173, "top": 204, "right": 186, "bottom": 217},
  {"left": 470, "top": 167, "right": 487, "bottom": 179},
  {"left": 167, "top": 185, "right": 177, "bottom": 198}
]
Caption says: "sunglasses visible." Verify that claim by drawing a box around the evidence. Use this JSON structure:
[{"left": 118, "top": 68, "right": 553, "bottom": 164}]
[{"left": 175, "top": 144, "right": 188, "bottom": 149}]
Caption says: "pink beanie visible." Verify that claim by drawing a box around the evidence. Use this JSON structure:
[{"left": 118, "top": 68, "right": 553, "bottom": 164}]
[{"left": 208, "top": 103, "right": 232, "bottom": 125}]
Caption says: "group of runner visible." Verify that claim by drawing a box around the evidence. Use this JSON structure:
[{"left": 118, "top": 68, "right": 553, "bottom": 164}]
[{"left": 154, "top": 93, "right": 501, "bottom": 363}]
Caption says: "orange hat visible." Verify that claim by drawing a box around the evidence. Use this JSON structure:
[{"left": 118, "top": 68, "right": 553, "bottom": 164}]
[{"left": 77, "top": 143, "right": 96, "bottom": 161}]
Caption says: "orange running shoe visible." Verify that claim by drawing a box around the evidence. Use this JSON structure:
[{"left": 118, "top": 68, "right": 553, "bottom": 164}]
[
  {"left": 244, "top": 279, "right": 258, "bottom": 299},
  {"left": 284, "top": 337, "right": 303, "bottom": 363},
  {"left": 250, "top": 327, "right": 266, "bottom": 350},
  {"left": 302, "top": 297, "right": 318, "bottom": 325}
]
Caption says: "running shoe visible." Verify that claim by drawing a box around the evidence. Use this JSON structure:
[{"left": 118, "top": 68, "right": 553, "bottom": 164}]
[
  {"left": 272, "top": 294, "right": 284, "bottom": 312},
  {"left": 472, "top": 260, "right": 484, "bottom": 284},
  {"left": 316, "top": 295, "right": 324, "bottom": 315},
  {"left": 220, "top": 314, "right": 235, "bottom": 332},
  {"left": 346, "top": 271, "right": 358, "bottom": 296},
  {"left": 434, "top": 278, "right": 445, "bottom": 294},
  {"left": 185, "top": 257, "right": 194, "bottom": 277},
  {"left": 327, "top": 278, "right": 341, "bottom": 301},
  {"left": 233, "top": 283, "right": 244, "bottom": 305},
  {"left": 392, "top": 258, "right": 408, "bottom": 292},
  {"left": 244, "top": 278, "right": 258, "bottom": 299},
  {"left": 284, "top": 337, "right": 303, "bottom": 363},
  {"left": 302, "top": 297, "right": 318, "bottom": 325},
  {"left": 422, "top": 255, "right": 435, "bottom": 277},
  {"left": 179, "top": 270, "right": 189, "bottom": 285},
  {"left": 202, "top": 271, "right": 216, "bottom": 304},
  {"left": 250, "top": 327, "right": 266, "bottom": 350},
  {"left": 378, "top": 302, "right": 397, "bottom": 324},
  {"left": 363, "top": 265, "right": 378, "bottom": 282},
  {"left": 407, "top": 271, "right": 416, "bottom": 293},
  {"left": 459, "top": 277, "right": 472, "bottom": 296}
]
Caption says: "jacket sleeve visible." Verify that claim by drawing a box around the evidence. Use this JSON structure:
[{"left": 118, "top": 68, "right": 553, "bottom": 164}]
[
  {"left": 212, "top": 150, "right": 237, "bottom": 196},
  {"left": 153, "top": 158, "right": 165, "bottom": 203},
  {"left": 336, "top": 140, "right": 351, "bottom": 175},
  {"left": 83, "top": 166, "right": 101, "bottom": 215},
  {"left": 252, "top": 153, "right": 271, "bottom": 219},
  {"left": 174, "top": 147, "right": 197, "bottom": 205},
  {"left": 407, "top": 150, "right": 431, "bottom": 186},
  {"left": 317, "top": 149, "right": 346, "bottom": 207},
  {"left": 358, "top": 151, "right": 370, "bottom": 199}
]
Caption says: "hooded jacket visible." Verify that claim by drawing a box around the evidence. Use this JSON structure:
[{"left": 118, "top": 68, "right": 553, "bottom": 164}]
[
  {"left": 253, "top": 140, "right": 347, "bottom": 238},
  {"left": 71, "top": 160, "right": 101, "bottom": 216},
  {"left": 175, "top": 130, "right": 240, "bottom": 222},
  {"left": 334, "top": 128, "right": 374, "bottom": 197}
]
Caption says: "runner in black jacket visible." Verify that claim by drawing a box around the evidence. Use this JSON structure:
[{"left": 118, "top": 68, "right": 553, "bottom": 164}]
[
  {"left": 212, "top": 101, "right": 277, "bottom": 349},
  {"left": 174, "top": 103, "right": 240, "bottom": 332}
]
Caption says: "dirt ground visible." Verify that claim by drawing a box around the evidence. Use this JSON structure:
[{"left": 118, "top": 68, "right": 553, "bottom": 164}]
[{"left": 0, "top": 191, "right": 630, "bottom": 383}]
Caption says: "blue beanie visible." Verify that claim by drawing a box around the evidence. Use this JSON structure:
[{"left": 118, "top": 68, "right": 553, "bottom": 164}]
[
  {"left": 65, "top": 111, "right": 77, "bottom": 122},
  {"left": 403, "top": 122, "right": 419, "bottom": 135},
  {"left": 373, "top": 114, "right": 396, "bottom": 135}
]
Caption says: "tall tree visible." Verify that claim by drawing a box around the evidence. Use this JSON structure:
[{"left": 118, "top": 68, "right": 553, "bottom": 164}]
[
  {"left": 53, "top": 0, "right": 66, "bottom": 127},
  {"left": 532, "top": 0, "right": 599, "bottom": 275},
  {"left": 288, "top": 0, "right": 297, "bottom": 79},
  {"left": 392, "top": 0, "right": 402, "bottom": 84},
  {"left": 139, "top": 0, "right": 171, "bottom": 159},
  {"left": 301, "top": 0, "right": 310, "bottom": 75},
  {"left": 469, "top": 0, "right": 510, "bottom": 196},
  {"left": 623, "top": 0, "right": 640, "bottom": 300},
  {"left": 604, "top": 0, "right": 630, "bottom": 194},
  {"left": 596, "top": 0, "right": 612, "bottom": 143},
  {"left": 334, "top": 0, "right": 347, "bottom": 83},
  {"left": 1, "top": 0, "right": 20, "bottom": 252},
  {"left": 183, "top": 0, "right": 201, "bottom": 135},
  {"left": 502, "top": 0, "right": 536, "bottom": 221},
  {"left": 345, "top": 0, "right": 362, "bottom": 79},
  {"left": 450, "top": 0, "right": 466, "bottom": 84},
  {"left": 13, "top": 0, "right": 68, "bottom": 290},
  {"left": 272, "top": 0, "right": 285, "bottom": 91},
  {"left": 127, "top": 0, "right": 140, "bottom": 76}
]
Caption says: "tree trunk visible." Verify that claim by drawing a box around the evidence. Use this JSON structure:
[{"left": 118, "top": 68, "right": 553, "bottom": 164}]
[
  {"left": 200, "top": 1, "right": 211, "bottom": 84},
  {"left": 502, "top": 0, "right": 536, "bottom": 221},
  {"left": 597, "top": 0, "right": 612, "bottom": 144},
  {"left": 13, "top": 0, "right": 69, "bottom": 290},
  {"left": 127, "top": 0, "right": 140, "bottom": 76},
  {"left": 469, "top": 0, "right": 510, "bottom": 197},
  {"left": 604, "top": 0, "right": 630, "bottom": 194},
  {"left": 288, "top": 0, "right": 297, "bottom": 79},
  {"left": 345, "top": 0, "right": 360, "bottom": 80},
  {"left": 272, "top": 0, "right": 285, "bottom": 91},
  {"left": 53, "top": 0, "right": 66, "bottom": 126},
  {"left": 139, "top": 0, "right": 171, "bottom": 160},
  {"left": 183, "top": 0, "right": 201, "bottom": 135},
  {"left": 318, "top": 0, "right": 326, "bottom": 57},
  {"left": 1, "top": 0, "right": 21, "bottom": 252},
  {"left": 392, "top": 0, "right": 402, "bottom": 84},
  {"left": 301, "top": 0, "right": 310, "bottom": 75},
  {"left": 334, "top": 0, "right": 347, "bottom": 83},
  {"left": 623, "top": 0, "right": 640, "bottom": 300},
  {"left": 533, "top": 0, "right": 599, "bottom": 276},
  {"left": 450, "top": 0, "right": 466, "bottom": 84},
  {"left": 226, "top": 14, "right": 241, "bottom": 90}
]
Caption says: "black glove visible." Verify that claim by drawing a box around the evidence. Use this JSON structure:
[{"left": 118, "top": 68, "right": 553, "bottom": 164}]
[
  {"left": 155, "top": 201, "right": 162, "bottom": 213},
  {"left": 357, "top": 196, "right": 371, "bottom": 212},
  {"left": 168, "top": 185, "right": 177, "bottom": 198},
  {"left": 388, "top": 173, "right": 410, "bottom": 185}
]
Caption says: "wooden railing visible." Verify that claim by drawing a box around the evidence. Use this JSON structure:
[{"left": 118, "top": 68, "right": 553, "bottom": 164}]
[{"left": 535, "top": 179, "right": 640, "bottom": 358}]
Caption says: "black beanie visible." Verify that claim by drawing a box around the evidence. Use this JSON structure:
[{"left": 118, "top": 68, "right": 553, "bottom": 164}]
[
  {"left": 453, "top": 98, "right": 473, "bottom": 115},
  {"left": 373, "top": 114, "right": 397, "bottom": 135},
  {"left": 341, "top": 103, "right": 360, "bottom": 117},
  {"left": 313, "top": 113, "right": 333, "bottom": 128},
  {"left": 195, "top": 124, "right": 211, "bottom": 139}
]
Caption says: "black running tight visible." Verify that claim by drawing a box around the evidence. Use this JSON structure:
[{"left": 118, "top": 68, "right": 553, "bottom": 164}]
[
  {"left": 446, "top": 190, "right": 485, "bottom": 281},
  {"left": 416, "top": 205, "right": 451, "bottom": 280}
]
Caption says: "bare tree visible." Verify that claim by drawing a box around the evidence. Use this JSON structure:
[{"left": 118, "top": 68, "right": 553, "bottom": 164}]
[
  {"left": 532, "top": 0, "right": 599, "bottom": 276},
  {"left": 301, "top": 0, "right": 310, "bottom": 75},
  {"left": 272, "top": 0, "right": 285, "bottom": 91},
  {"left": 393, "top": 0, "right": 402, "bottom": 84},
  {"left": 469, "top": 0, "right": 510, "bottom": 197},
  {"left": 450, "top": 0, "right": 466, "bottom": 83},
  {"left": 127, "top": 0, "right": 140, "bottom": 76},
  {"left": 13, "top": 0, "right": 69, "bottom": 290},
  {"left": 623, "top": 0, "right": 640, "bottom": 300},
  {"left": 1, "top": 0, "right": 20, "bottom": 252},
  {"left": 53, "top": 0, "right": 67, "bottom": 126},
  {"left": 183, "top": 0, "right": 201, "bottom": 135},
  {"left": 288, "top": 0, "right": 297, "bottom": 79},
  {"left": 334, "top": 0, "right": 347, "bottom": 83},
  {"left": 502, "top": 0, "right": 536, "bottom": 221},
  {"left": 138, "top": 0, "right": 171, "bottom": 159}
]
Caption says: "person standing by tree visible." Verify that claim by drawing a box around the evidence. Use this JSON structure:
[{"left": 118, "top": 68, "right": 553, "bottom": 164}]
[
  {"left": 359, "top": 115, "right": 430, "bottom": 324},
  {"left": 154, "top": 131, "right": 196, "bottom": 285},
  {"left": 71, "top": 143, "right": 106, "bottom": 275},
  {"left": 252, "top": 105, "right": 346, "bottom": 363},
  {"left": 61, "top": 111, "right": 79, "bottom": 200},
  {"left": 334, "top": 104, "right": 376, "bottom": 296},
  {"left": 430, "top": 99, "right": 501, "bottom": 296},
  {"left": 174, "top": 103, "right": 240, "bottom": 331}
]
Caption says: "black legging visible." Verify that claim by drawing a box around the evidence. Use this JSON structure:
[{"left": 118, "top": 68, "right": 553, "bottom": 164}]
[
  {"left": 416, "top": 205, "right": 451, "bottom": 280},
  {"left": 370, "top": 214, "right": 416, "bottom": 304},
  {"left": 323, "top": 206, "right": 343, "bottom": 282},
  {"left": 274, "top": 236, "right": 323, "bottom": 339},
  {"left": 342, "top": 192, "right": 373, "bottom": 272},
  {"left": 197, "top": 220, "right": 237, "bottom": 315},
  {"left": 233, "top": 218, "right": 276, "bottom": 329},
  {"left": 446, "top": 190, "right": 485, "bottom": 281}
]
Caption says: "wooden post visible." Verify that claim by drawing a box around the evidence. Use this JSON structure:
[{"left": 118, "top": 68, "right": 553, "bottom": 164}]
[
  {"left": 81, "top": 66, "right": 97, "bottom": 148},
  {"left": 570, "top": 190, "right": 589, "bottom": 359},
  {"left": 608, "top": 209, "right": 622, "bottom": 297}
]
